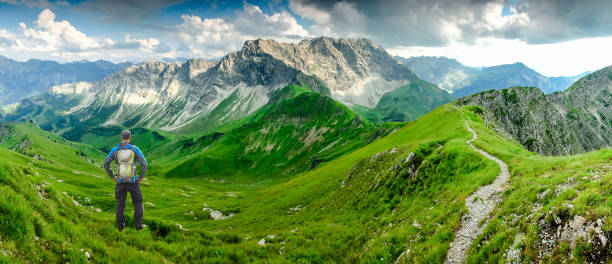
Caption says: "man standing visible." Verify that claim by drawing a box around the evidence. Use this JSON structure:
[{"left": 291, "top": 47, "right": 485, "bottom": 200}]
[{"left": 104, "top": 130, "right": 147, "bottom": 231}]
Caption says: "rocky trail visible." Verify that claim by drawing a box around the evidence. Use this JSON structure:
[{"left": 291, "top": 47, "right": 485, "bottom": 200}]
[{"left": 444, "top": 120, "right": 511, "bottom": 264}]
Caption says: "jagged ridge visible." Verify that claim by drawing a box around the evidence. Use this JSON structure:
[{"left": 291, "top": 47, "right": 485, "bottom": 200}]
[
  {"left": 2, "top": 37, "right": 426, "bottom": 133},
  {"left": 457, "top": 65, "right": 612, "bottom": 155}
]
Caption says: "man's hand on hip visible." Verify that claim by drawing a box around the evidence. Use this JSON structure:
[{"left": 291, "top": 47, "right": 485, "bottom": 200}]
[
  {"left": 113, "top": 177, "right": 117, "bottom": 183},
  {"left": 137, "top": 178, "right": 142, "bottom": 183}
]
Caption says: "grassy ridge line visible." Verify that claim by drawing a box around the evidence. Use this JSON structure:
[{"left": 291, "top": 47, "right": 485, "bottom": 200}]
[
  {"left": 157, "top": 85, "right": 399, "bottom": 182},
  {"left": 0, "top": 122, "right": 105, "bottom": 165},
  {"left": 54, "top": 84, "right": 318, "bottom": 164},
  {"left": 352, "top": 79, "right": 454, "bottom": 123},
  {"left": 1, "top": 103, "right": 501, "bottom": 263},
  {"left": 0, "top": 124, "right": 172, "bottom": 263},
  {"left": 175, "top": 84, "right": 319, "bottom": 136},
  {"left": 0, "top": 121, "right": 275, "bottom": 263},
  {"left": 2, "top": 100, "right": 607, "bottom": 262},
  {"left": 197, "top": 105, "right": 504, "bottom": 262},
  {"left": 461, "top": 105, "right": 611, "bottom": 263},
  {"left": 61, "top": 125, "right": 180, "bottom": 154}
]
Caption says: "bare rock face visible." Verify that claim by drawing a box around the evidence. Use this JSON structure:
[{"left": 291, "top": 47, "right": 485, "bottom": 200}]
[
  {"left": 457, "top": 65, "right": 612, "bottom": 155},
  {"left": 244, "top": 37, "right": 416, "bottom": 106},
  {"left": 538, "top": 213, "right": 609, "bottom": 262},
  {"left": 2, "top": 37, "right": 417, "bottom": 131}
]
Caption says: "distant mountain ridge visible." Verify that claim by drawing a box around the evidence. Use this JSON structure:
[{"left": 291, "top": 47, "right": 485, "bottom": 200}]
[
  {"left": 1, "top": 37, "right": 449, "bottom": 132},
  {"left": 398, "top": 56, "right": 588, "bottom": 96},
  {"left": 457, "top": 65, "right": 612, "bottom": 155},
  {"left": 0, "top": 55, "right": 132, "bottom": 105}
]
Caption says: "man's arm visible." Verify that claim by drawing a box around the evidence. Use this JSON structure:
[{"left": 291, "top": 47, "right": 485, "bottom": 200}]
[
  {"left": 133, "top": 147, "right": 147, "bottom": 180},
  {"left": 104, "top": 146, "right": 118, "bottom": 179}
]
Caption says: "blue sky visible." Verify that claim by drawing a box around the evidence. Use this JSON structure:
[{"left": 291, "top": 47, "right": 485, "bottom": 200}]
[{"left": 1, "top": 0, "right": 612, "bottom": 76}]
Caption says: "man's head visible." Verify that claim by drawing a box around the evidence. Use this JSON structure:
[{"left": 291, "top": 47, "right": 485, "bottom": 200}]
[{"left": 121, "top": 130, "right": 131, "bottom": 142}]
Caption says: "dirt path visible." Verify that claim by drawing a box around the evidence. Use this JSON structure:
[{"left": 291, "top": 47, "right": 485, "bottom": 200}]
[{"left": 444, "top": 120, "right": 511, "bottom": 264}]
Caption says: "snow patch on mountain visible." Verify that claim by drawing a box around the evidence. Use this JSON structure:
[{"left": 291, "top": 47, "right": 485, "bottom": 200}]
[{"left": 332, "top": 75, "right": 409, "bottom": 107}]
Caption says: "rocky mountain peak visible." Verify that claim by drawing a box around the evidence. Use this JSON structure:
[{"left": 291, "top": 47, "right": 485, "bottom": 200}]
[
  {"left": 182, "top": 58, "right": 216, "bottom": 79},
  {"left": 233, "top": 36, "right": 417, "bottom": 107},
  {"left": 3, "top": 37, "right": 433, "bottom": 132}
]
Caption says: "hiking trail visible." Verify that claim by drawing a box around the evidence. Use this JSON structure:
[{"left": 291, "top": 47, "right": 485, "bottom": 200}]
[{"left": 444, "top": 120, "right": 511, "bottom": 264}]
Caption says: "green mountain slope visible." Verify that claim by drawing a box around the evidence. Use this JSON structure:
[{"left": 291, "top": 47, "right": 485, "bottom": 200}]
[
  {"left": 0, "top": 102, "right": 608, "bottom": 263},
  {"left": 163, "top": 85, "right": 397, "bottom": 181},
  {"left": 0, "top": 122, "right": 272, "bottom": 263},
  {"left": 353, "top": 79, "right": 454, "bottom": 123},
  {"left": 60, "top": 126, "right": 176, "bottom": 154},
  {"left": 458, "top": 106, "right": 611, "bottom": 263}
]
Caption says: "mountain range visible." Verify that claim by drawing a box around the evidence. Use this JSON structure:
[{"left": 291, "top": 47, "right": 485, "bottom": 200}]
[
  {"left": 398, "top": 56, "right": 588, "bottom": 96},
  {"left": 0, "top": 55, "right": 132, "bottom": 106},
  {"left": 0, "top": 37, "right": 608, "bottom": 263},
  {"left": 0, "top": 37, "right": 453, "bottom": 133}
]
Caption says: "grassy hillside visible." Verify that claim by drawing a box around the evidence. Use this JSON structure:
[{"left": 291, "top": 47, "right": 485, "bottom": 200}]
[
  {"left": 0, "top": 104, "right": 497, "bottom": 263},
  {"left": 0, "top": 102, "right": 609, "bottom": 263},
  {"left": 460, "top": 106, "right": 611, "bottom": 263},
  {"left": 60, "top": 125, "right": 177, "bottom": 154},
  {"left": 162, "top": 85, "right": 397, "bottom": 182},
  {"left": 353, "top": 79, "right": 454, "bottom": 123}
]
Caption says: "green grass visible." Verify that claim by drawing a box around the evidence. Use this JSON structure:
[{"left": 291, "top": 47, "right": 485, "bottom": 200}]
[
  {"left": 163, "top": 87, "right": 384, "bottom": 182},
  {"left": 0, "top": 96, "right": 609, "bottom": 263},
  {"left": 352, "top": 79, "right": 454, "bottom": 124},
  {"left": 60, "top": 125, "right": 178, "bottom": 154},
  {"left": 461, "top": 105, "right": 611, "bottom": 263}
]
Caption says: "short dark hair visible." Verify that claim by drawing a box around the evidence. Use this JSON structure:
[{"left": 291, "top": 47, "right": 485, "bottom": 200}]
[{"left": 121, "top": 130, "right": 131, "bottom": 140}]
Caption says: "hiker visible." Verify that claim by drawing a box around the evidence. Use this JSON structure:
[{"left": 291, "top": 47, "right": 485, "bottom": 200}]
[{"left": 103, "top": 130, "right": 147, "bottom": 231}]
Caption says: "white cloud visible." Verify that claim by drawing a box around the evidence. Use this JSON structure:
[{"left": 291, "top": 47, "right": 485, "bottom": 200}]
[
  {"left": 176, "top": 15, "right": 243, "bottom": 57},
  {"left": 0, "top": 8, "right": 172, "bottom": 62},
  {"left": 235, "top": 3, "right": 310, "bottom": 39},
  {"left": 122, "top": 35, "right": 162, "bottom": 53},
  {"left": 17, "top": 8, "right": 107, "bottom": 52},
  {"left": 288, "top": 0, "right": 330, "bottom": 23},
  {"left": 388, "top": 36, "right": 612, "bottom": 76},
  {"left": 290, "top": 0, "right": 367, "bottom": 38},
  {"left": 481, "top": 2, "right": 530, "bottom": 31},
  {"left": 175, "top": 2, "right": 312, "bottom": 58}
]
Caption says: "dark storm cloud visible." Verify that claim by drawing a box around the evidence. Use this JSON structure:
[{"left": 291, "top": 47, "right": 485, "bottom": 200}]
[
  {"left": 289, "top": 0, "right": 612, "bottom": 46},
  {"left": 74, "top": 0, "right": 187, "bottom": 23},
  {"left": 518, "top": 0, "right": 612, "bottom": 43}
]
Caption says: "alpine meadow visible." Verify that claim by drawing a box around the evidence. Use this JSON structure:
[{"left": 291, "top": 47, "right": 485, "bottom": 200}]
[{"left": 0, "top": 1, "right": 610, "bottom": 264}]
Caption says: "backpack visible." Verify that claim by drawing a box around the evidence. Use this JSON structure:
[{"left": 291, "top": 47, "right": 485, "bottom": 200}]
[{"left": 116, "top": 145, "right": 136, "bottom": 182}]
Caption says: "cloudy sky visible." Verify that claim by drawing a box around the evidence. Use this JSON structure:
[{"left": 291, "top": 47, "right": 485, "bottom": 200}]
[{"left": 1, "top": 0, "right": 611, "bottom": 76}]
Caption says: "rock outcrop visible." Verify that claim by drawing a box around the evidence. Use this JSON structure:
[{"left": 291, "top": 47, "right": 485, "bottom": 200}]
[{"left": 457, "top": 65, "right": 612, "bottom": 155}]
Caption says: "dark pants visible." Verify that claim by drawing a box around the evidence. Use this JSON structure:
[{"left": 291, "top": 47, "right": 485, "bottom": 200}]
[{"left": 115, "top": 182, "right": 143, "bottom": 230}]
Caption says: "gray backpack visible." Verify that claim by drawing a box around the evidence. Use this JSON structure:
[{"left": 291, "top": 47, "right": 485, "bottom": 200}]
[{"left": 116, "top": 146, "right": 136, "bottom": 182}]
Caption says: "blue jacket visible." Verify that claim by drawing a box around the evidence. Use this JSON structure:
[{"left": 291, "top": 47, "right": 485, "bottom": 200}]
[{"left": 104, "top": 142, "right": 147, "bottom": 183}]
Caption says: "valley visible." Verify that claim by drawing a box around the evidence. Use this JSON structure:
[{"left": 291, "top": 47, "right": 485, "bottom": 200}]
[
  {"left": 0, "top": 99, "right": 609, "bottom": 263},
  {"left": 0, "top": 36, "right": 609, "bottom": 264}
]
